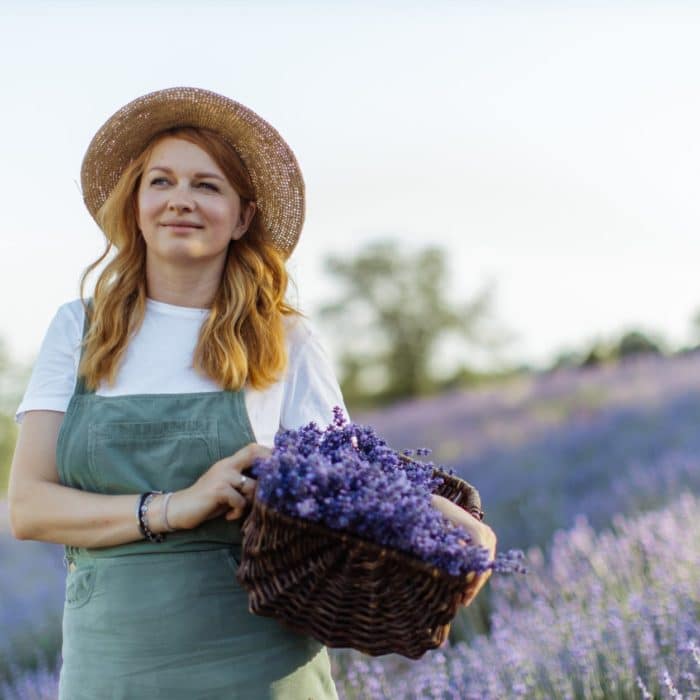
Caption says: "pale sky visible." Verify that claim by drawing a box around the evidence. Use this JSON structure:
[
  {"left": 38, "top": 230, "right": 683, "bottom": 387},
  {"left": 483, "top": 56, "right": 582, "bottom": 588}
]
[{"left": 1, "top": 0, "right": 699, "bottom": 372}]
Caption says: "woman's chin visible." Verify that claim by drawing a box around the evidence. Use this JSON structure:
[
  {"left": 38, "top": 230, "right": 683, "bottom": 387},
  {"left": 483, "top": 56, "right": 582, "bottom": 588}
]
[{"left": 149, "top": 244, "right": 227, "bottom": 267}]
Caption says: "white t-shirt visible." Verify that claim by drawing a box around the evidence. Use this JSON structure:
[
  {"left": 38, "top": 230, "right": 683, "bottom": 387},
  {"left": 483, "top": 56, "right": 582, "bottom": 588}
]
[{"left": 15, "top": 298, "right": 348, "bottom": 448}]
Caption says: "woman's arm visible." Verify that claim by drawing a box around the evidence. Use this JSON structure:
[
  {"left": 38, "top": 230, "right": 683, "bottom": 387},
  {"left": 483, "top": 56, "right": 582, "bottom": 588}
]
[
  {"left": 9, "top": 410, "right": 164, "bottom": 546},
  {"left": 8, "top": 411, "right": 264, "bottom": 547}
]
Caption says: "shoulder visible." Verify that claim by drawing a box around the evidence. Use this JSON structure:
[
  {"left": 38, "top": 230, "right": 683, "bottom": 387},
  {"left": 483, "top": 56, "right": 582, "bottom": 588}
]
[
  {"left": 40, "top": 298, "right": 86, "bottom": 355},
  {"left": 283, "top": 313, "right": 314, "bottom": 346},
  {"left": 277, "top": 313, "right": 348, "bottom": 429},
  {"left": 14, "top": 298, "right": 88, "bottom": 423},
  {"left": 55, "top": 298, "right": 86, "bottom": 334},
  {"left": 47, "top": 298, "right": 87, "bottom": 357},
  {"left": 282, "top": 313, "right": 333, "bottom": 370}
]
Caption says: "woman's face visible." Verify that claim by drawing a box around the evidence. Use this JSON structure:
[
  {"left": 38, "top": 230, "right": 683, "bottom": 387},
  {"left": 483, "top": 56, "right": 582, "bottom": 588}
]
[{"left": 136, "top": 136, "right": 255, "bottom": 269}]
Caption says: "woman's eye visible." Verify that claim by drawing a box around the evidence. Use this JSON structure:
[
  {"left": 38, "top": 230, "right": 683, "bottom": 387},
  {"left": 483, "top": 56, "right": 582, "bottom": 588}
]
[
  {"left": 197, "top": 182, "right": 220, "bottom": 192},
  {"left": 150, "top": 177, "right": 169, "bottom": 186}
]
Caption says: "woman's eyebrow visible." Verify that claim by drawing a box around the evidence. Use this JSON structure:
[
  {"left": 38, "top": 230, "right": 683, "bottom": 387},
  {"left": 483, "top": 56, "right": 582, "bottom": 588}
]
[{"left": 146, "top": 166, "right": 225, "bottom": 180}]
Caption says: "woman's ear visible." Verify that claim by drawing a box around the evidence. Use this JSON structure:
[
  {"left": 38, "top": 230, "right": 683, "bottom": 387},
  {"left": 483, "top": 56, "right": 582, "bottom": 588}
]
[{"left": 232, "top": 201, "right": 257, "bottom": 241}]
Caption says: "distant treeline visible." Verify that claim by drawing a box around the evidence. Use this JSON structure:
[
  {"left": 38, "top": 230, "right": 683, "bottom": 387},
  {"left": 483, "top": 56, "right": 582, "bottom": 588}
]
[
  {"left": 0, "top": 340, "right": 29, "bottom": 494},
  {"left": 318, "top": 239, "right": 699, "bottom": 410}
]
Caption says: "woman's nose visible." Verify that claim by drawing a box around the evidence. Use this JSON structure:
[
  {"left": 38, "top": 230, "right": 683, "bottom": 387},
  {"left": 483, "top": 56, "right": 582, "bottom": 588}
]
[{"left": 168, "top": 186, "right": 195, "bottom": 212}]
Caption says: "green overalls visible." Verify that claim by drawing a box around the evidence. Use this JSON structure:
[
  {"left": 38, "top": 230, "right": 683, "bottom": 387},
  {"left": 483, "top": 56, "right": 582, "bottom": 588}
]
[{"left": 55, "top": 309, "right": 338, "bottom": 699}]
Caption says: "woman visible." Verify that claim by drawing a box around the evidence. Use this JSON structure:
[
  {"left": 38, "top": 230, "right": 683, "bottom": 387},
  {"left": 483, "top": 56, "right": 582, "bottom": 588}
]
[{"left": 8, "top": 87, "right": 496, "bottom": 699}]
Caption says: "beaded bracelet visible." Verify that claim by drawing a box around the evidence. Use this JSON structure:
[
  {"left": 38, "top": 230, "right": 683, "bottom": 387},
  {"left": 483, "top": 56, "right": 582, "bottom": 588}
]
[{"left": 137, "top": 491, "right": 166, "bottom": 543}]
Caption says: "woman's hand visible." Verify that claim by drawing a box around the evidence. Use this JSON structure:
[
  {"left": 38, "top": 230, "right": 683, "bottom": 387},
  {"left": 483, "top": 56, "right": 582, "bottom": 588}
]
[
  {"left": 167, "top": 443, "right": 270, "bottom": 530},
  {"left": 431, "top": 494, "right": 497, "bottom": 607}
]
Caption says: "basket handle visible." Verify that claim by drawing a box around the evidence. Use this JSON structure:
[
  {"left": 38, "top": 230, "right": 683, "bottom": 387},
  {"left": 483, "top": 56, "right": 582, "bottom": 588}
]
[
  {"left": 433, "top": 470, "right": 484, "bottom": 521},
  {"left": 398, "top": 453, "right": 485, "bottom": 521}
]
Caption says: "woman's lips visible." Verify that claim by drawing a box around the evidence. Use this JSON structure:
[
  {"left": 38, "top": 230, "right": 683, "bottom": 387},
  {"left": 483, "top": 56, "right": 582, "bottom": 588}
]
[{"left": 161, "top": 222, "right": 203, "bottom": 230}]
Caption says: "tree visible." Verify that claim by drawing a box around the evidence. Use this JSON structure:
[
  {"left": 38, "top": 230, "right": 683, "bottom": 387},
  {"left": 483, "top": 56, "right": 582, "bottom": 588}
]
[
  {"left": 317, "top": 240, "right": 511, "bottom": 406},
  {"left": 580, "top": 343, "right": 610, "bottom": 369},
  {"left": 0, "top": 413, "right": 17, "bottom": 492},
  {"left": 0, "top": 339, "right": 30, "bottom": 493},
  {"left": 615, "top": 330, "right": 663, "bottom": 359},
  {"left": 691, "top": 309, "right": 700, "bottom": 347}
]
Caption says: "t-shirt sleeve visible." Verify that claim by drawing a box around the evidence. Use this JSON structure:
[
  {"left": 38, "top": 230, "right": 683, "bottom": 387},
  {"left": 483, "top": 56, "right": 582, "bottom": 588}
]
[
  {"left": 280, "top": 317, "right": 349, "bottom": 430},
  {"left": 15, "top": 301, "right": 84, "bottom": 424}
]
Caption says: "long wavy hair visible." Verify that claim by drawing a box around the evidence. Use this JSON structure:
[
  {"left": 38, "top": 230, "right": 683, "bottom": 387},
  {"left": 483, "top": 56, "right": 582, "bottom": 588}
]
[{"left": 78, "top": 126, "right": 300, "bottom": 392}]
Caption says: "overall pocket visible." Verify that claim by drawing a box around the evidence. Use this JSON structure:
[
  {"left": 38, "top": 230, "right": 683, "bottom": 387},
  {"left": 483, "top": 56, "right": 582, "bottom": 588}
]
[
  {"left": 64, "top": 562, "right": 97, "bottom": 609},
  {"left": 87, "top": 419, "right": 219, "bottom": 494},
  {"left": 222, "top": 543, "right": 242, "bottom": 574}
]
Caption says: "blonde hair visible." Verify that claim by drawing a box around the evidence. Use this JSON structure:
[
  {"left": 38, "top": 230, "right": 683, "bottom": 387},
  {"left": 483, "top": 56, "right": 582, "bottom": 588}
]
[{"left": 78, "top": 127, "right": 300, "bottom": 392}]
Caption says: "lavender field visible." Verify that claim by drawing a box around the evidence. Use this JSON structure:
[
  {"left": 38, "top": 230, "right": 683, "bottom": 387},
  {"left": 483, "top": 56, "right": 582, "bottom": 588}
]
[
  {"left": 332, "top": 493, "right": 700, "bottom": 698},
  {"left": 2, "top": 353, "right": 700, "bottom": 699}
]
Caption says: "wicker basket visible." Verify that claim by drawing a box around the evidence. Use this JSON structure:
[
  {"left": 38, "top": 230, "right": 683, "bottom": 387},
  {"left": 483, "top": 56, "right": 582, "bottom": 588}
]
[{"left": 236, "top": 469, "right": 484, "bottom": 659}]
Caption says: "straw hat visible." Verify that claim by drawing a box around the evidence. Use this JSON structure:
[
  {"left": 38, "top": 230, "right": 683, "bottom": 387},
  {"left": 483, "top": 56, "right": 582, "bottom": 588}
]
[{"left": 81, "top": 87, "right": 305, "bottom": 259}]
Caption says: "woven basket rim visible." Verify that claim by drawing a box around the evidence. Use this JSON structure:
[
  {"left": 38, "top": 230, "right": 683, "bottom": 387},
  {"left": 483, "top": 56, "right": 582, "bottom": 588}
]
[{"left": 245, "top": 493, "right": 477, "bottom": 584}]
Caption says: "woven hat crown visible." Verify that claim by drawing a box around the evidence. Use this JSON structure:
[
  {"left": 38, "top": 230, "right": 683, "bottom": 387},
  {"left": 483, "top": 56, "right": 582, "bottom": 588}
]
[{"left": 81, "top": 87, "right": 305, "bottom": 258}]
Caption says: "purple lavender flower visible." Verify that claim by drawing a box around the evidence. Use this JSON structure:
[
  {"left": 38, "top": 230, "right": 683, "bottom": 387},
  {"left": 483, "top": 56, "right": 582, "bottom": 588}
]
[
  {"left": 252, "top": 408, "right": 524, "bottom": 577},
  {"left": 0, "top": 655, "right": 61, "bottom": 700},
  {"left": 0, "top": 533, "right": 64, "bottom": 687}
]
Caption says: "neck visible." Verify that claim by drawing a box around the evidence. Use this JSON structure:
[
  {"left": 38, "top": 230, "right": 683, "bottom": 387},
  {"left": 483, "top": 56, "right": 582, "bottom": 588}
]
[{"left": 145, "top": 254, "right": 226, "bottom": 309}]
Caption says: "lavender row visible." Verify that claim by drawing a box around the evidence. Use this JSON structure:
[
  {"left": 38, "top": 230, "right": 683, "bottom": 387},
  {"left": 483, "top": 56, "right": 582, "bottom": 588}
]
[
  {"left": 331, "top": 491, "right": 700, "bottom": 699},
  {"left": 362, "top": 352, "right": 700, "bottom": 463},
  {"left": 0, "top": 655, "right": 61, "bottom": 700},
  {"left": 360, "top": 355, "right": 700, "bottom": 553},
  {"left": 0, "top": 533, "right": 64, "bottom": 685}
]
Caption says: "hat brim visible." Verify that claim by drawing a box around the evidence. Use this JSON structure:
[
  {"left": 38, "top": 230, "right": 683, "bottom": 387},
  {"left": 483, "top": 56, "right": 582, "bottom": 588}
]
[{"left": 81, "top": 87, "right": 305, "bottom": 259}]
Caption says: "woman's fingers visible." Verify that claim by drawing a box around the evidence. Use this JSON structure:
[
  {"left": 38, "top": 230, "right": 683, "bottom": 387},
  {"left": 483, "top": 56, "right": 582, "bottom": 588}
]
[
  {"left": 432, "top": 495, "right": 492, "bottom": 548},
  {"left": 224, "top": 486, "right": 247, "bottom": 518},
  {"left": 224, "top": 483, "right": 251, "bottom": 521},
  {"left": 227, "top": 443, "right": 261, "bottom": 516},
  {"left": 229, "top": 443, "right": 272, "bottom": 471},
  {"left": 233, "top": 472, "right": 257, "bottom": 500},
  {"left": 459, "top": 570, "right": 493, "bottom": 607},
  {"left": 219, "top": 444, "right": 268, "bottom": 497}
]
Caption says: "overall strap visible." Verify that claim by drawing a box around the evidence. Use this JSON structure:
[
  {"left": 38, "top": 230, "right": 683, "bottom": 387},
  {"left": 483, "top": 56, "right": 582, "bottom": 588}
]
[{"left": 74, "top": 298, "right": 94, "bottom": 396}]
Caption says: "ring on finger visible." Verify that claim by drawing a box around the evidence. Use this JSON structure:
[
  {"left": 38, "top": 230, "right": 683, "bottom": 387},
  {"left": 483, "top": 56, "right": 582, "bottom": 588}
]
[{"left": 239, "top": 475, "right": 248, "bottom": 488}]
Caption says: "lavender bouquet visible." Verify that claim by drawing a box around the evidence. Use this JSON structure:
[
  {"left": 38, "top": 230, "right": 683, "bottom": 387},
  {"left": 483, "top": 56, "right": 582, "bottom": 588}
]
[
  {"left": 251, "top": 407, "right": 521, "bottom": 577},
  {"left": 236, "top": 407, "right": 524, "bottom": 658}
]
